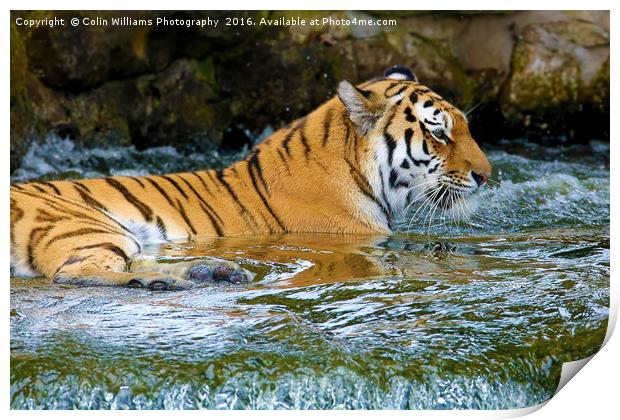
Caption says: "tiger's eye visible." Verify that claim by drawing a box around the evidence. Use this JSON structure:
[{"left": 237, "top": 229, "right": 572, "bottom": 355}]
[{"left": 432, "top": 128, "right": 445, "bottom": 138}]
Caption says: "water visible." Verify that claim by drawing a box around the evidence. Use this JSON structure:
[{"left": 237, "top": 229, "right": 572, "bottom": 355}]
[{"left": 10, "top": 136, "right": 609, "bottom": 409}]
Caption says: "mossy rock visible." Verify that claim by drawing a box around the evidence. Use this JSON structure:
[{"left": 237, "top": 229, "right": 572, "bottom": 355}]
[{"left": 500, "top": 19, "right": 609, "bottom": 132}]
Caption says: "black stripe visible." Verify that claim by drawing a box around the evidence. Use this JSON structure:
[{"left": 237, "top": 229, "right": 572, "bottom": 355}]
[
  {"left": 343, "top": 115, "right": 351, "bottom": 143},
  {"left": 276, "top": 149, "right": 291, "bottom": 174},
  {"left": 177, "top": 173, "right": 224, "bottom": 226},
  {"left": 160, "top": 175, "right": 189, "bottom": 200},
  {"left": 73, "top": 185, "right": 108, "bottom": 211},
  {"left": 144, "top": 177, "right": 199, "bottom": 235},
  {"left": 389, "top": 169, "right": 398, "bottom": 188},
  {"left": 400, "top": 160, "right": 410, "bottom": 169},
  {"left": 378, "top": 169, "right": 393, "bottom": 219},
  {"left": 384, "top": 133, "right": 397, "bottom": 165},
  {"left": 404, "top": 107, "right": 416, "bottom": 122},
  {"left": 281, "top": 124, "right": 298, "bottom": 156},
  {"left": 409, "top": 92, "right": 418, "bottom": 105},
  {"left": 129, "top": 177, "right": 145, "bottom": 188},
  {"left": 423, "top": 100, "right": 433, "bottom": 107},
  {"left": 28, "top": 226, "right": 53, "bottom": 272},
  {"left": 145, "top": 178, "right": 176, "bottom": 208},
  {"left": 247, "top": 152, "right": 270, "bottom": 196},
  {"left": 419, "top": 121, "right": 429, "bottom": 136},
  {"left": 105, "top": 178, "right": 153, "bottom": 222},
  {"left": 345, "top": 157, "right": 390, "bottom": 221},
  {"left": 16, "top": 188, "right": 134, "bottom": 237},
  {"left": 175, "top": 199, "right": 197, "bottom": 236},
  {"left": 204, "top": 170, "right": 221, "bottom": 191},
  {"left": 39, "top": 181, "right": 61, "bottom": 195},
  {"left": 34, "top": 208, "right": 68, "bottom": 224},
  {"left": 404, "top": 128, "right": 415, "bottom": 161},
  {"left": 32, "top": 184, "right": 47, "bottom": 193},
  {"left": 428, "top": 163, "right": 440, "bottom": 174},
  {"left": 74, "top": 242, "right": 130, "bottom": 267},
  {"left": 214, "top": 169, "right": 255, "bottom": 226},
  {"left": 412, "top": 157, "right": 433, "bottom": 167},
  {"left": 10, "top": 198, "right": 24, "bottom": 247},
  {"left": 45, "top": 228, "right": 114, "bottom": 249},
  {"left": 190, "top": 171, "right": 216, "bottom": 197},
  {"left": 422, "top": 136, "right": 430, "bottom": 155},
  {"left": 282, "top": 119, "right": 305, "bottom": 157},
  {"left": 156, "top": 216, "right": 168, "bottom": 240},
  {"left": 199, "top": 203, "right": 223, "bottom": 236},
  {"left": 385, "top": 81, "right": 399, "bottom": 92},
  {"left": 53, "top": 255, "right": 90, "bottom": 277},
  {"left": 353, "top": 85, "right": 371, "bottom": 98},
  {"left": 299, "top": 129, "right": 310, "bottom": 159},
  {"left": 42, "top": 200, "right": 129, "bottom": 239},
  {"left": 188, "top": 173, "right": 222, "bottom": 218},
  {"left": 323, "top": 108, "right": 333, "bottom": 147},
  {"left": 246, "top": 161, "right": 285, "bottom": 231},
  {"left": 72, "top": 181, "right": 91, "bottom": 193},
  {"left": 391, "top": 173, "right": 409, "bottom": 189},
  {"left": 386, "top": 84, "right": 407, "bottom": 98}
]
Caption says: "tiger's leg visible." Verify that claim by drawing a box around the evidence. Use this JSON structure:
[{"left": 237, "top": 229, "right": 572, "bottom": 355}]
[
  {"left": 48, "top": 242, "right": 196, "bottom": 290},
  {"left": 129, "top": 257, "right": 255, "bottom": 285},
  {"left": 34, "top": 228, "right": 252, "bottom": 289},
  {"left": 11, "top": 189, "right": 253, "bottom": 289},
  {"left": 32, "top": 231, "right": 253, "bottom": 289}
]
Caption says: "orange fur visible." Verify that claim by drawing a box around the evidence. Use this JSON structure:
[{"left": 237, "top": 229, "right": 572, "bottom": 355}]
[{"left": 10, "top": 68, "right": 491, "bottom": 286}]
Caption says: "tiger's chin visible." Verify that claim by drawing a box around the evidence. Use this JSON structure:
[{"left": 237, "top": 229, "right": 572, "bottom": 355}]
[{"left": 434, "top": 188, "right": 483, "bottom": 221}]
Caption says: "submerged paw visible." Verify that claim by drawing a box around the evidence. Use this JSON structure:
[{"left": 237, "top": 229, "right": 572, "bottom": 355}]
[
  {"left": 127, "top": 276, "right": 193, "bottom": 291},
  {"left": 187, "top": 264, "right": 255, "bottom": 285}
]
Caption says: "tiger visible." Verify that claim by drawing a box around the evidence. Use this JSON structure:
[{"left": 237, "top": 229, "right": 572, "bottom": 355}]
[{"left": 10, "top": 65, "right": 491, "bottom": 290}]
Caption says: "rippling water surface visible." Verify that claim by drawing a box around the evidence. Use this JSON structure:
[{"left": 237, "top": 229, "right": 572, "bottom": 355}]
[{"left": 10, "top": 137, "right": 609, "bottom": 409}]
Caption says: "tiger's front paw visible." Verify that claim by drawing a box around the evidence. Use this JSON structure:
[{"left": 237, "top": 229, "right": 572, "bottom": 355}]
[
  {"left": 187, "top": 263, "right": 255, "bottom": 285},
  {"left": 127, "top": 274, "right": 195, "bottom": 290}
]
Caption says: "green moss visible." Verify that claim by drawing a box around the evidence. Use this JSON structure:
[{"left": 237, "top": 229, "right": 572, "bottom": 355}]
[
  {"left": 392, "top": 30, "right": 476, "bottom": 107},
  {"left": 10, "top": 20, "right": 28, "bottom": 100},
  {"left": 195, "top": 56, "right": 218, "bottom": 94}
]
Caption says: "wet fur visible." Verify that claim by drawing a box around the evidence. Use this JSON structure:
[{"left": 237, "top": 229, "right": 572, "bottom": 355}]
[{"left": 10, "top": 68, "right": 491, "bottom": 283}]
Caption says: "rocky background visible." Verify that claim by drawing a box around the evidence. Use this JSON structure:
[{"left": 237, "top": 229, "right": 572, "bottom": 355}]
[{"left": 10, "top": 10, "right": 610, "bottom": 172}]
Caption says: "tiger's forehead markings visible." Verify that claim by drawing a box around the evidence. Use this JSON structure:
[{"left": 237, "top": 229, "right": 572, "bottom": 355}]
[
  {"left": 404, "top": 107, "right": 416, "bottom": 122},
  {"left": 385, "top": 83, "right": 408, "bottom": 98}
]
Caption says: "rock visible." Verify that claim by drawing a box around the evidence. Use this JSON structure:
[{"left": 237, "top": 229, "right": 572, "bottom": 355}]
[
  {"left": 10, "top": 10, "right": 610, "bottom": 172},
  {"left": 500, "top": 19, "right": 610, "bottom": 134}
]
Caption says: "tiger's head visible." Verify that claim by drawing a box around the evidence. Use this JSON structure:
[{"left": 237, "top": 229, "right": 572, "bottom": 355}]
[{"left": 336, "top": 65, "right": 492, "bottom": 224}]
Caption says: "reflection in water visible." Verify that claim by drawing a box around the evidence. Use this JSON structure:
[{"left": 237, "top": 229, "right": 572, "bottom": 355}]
[{"left": 10, "top": 139, "right": 609, "bottom": 409}]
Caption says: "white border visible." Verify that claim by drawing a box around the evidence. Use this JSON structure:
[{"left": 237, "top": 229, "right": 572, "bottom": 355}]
[{"left": 3, "top": 1, "right": 616, "bottom": 418}]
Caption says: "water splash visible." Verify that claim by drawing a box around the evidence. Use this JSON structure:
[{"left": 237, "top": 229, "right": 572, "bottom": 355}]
[{"left": 10, "top": 138, "right": 609, "bottom": 409}]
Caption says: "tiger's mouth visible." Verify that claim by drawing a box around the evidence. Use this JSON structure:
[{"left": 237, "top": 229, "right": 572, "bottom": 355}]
[
  {"left": 426, "top": 183, "right": 468, "bottom": 208},
  {"left": 405, "top": 176, "right": 484, "bottom": 224},
  {"left": 427, "top": 182, "right": 482, "bottom": 219}
]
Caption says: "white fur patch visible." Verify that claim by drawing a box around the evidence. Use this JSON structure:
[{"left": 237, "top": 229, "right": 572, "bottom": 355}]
[
  {"left": 387, "top": 72, "right": 409, "bottom": 80},
  {"left": 10, "top": 258, "right": 38, "bottom": 277},
  {"left": 122, "top": 219, "right": 166, "bottom": 246}
]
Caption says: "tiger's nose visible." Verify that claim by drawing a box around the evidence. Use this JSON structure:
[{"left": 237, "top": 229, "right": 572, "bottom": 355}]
[{"left": 471, "top": 171, "right": 489, "bottom": 187}]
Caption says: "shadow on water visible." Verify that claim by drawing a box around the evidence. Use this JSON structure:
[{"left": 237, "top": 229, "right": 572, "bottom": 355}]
[{"left": 10, "top": 138, "right": 609, "bottom": 409}]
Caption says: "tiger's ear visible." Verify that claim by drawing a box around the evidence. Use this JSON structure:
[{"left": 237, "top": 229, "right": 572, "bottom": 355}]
[
  {"left": 384, "top": 65, "right": 418, "bottom": 82},
  {"left": 337, "top": 81, "right": 384, "bottom": 136}
]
